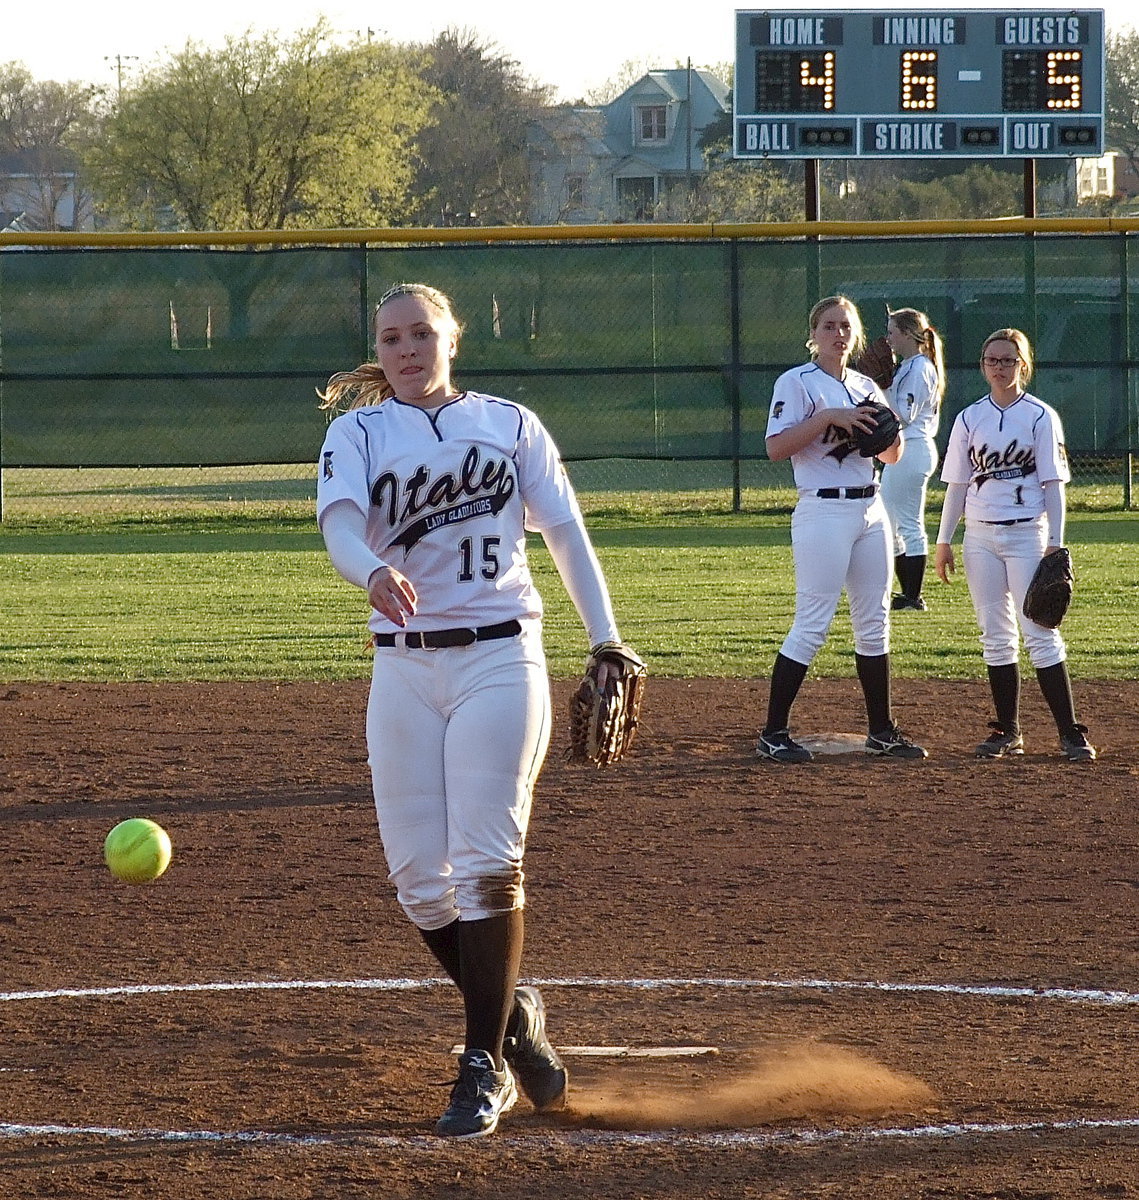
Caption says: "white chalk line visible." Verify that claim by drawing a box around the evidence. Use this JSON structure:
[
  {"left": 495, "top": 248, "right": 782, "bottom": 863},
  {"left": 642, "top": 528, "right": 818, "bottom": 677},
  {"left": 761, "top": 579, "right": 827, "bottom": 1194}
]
[
  {"left": 1, "top": 1115, "right": 1137, "bottom": 1153},
  {"left": 2, "top": 975, "right": 1137, "bottom": 1006},
  {"left": 2, "top": 974, "right": 1135, "bottom": 1153}
]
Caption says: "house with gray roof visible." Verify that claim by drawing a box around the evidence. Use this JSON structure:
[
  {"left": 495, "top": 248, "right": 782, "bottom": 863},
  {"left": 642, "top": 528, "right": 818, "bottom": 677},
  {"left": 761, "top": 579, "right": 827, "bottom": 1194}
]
[{"left": 527, "top": 68, "right": 731, "bottom": 224}]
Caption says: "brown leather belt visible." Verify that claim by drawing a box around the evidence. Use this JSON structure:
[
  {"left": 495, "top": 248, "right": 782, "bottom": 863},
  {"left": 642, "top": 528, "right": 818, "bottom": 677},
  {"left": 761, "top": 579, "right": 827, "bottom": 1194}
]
[{"left": 373, "top": 619, "right": 522, "bottom": 649}]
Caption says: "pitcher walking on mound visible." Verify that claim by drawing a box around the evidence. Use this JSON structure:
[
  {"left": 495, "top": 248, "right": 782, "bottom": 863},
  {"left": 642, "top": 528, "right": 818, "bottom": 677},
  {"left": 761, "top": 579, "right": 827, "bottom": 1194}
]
[{"left": 316, "top": 283, "right": 635, "bottom": 1137}]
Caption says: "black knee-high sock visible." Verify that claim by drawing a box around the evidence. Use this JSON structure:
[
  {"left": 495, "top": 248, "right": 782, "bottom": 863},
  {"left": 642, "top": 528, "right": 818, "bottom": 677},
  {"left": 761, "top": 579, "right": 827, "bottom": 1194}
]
[
  {"left": 905, "top": 554, "right": 927, "bottom": 601},
  {"left": 855, "top": 652, "right": 892, "bottom": 733},
  {"left": 1035, "top": 661, "right": 1078, "bottom": 734},
  {"left": 987, "top": 663, "right": 1021, "bottom": 733},
  {"left": 894, "top": 553, "right": 907, "bottom": 593},
  {"left": 457, "top": 911, "right": 525, "bottom": 1068},
  {"left": 419, "top": 920, "right": 463, "bottom": 988},
  {"left": 764, "top": 653, "right": 808, "bottom": 733}
]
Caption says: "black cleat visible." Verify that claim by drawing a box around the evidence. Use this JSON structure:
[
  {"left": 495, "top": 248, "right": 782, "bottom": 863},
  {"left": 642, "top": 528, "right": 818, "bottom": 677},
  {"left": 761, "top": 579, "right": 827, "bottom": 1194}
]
[
  {"left": 1059, "top": 724, "right": 1096, "bottom": 762},
  {"left": 891, "top": 594, "right": 928, "bottom": 611},
  {"left": 503, "top": 986, "right": 569, "bottom": 1111},
  {"left": 435, "top": 1049, "right": 518, "bottom": 1138},
  {"left": 866, "top": 725, "right": 927, "bottom": 759},
  {"left": 756, "top": 729, "right": 813, "bottom": 763},
  {"left": 975, "top": 722, "right": 1024, "bottom": 758}
]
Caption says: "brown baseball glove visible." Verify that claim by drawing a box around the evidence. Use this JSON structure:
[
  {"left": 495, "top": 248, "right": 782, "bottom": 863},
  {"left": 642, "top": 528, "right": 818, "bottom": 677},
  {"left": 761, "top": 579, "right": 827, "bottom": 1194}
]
[
  {"left": 851, "top": 336, "right": 896, "bottom": 389},
  {"left": 1022, "top": 547, "right": 1074, "bottom": 628},
  {"left": 567, "top": 642, "right": 646, "bottom": 766}
]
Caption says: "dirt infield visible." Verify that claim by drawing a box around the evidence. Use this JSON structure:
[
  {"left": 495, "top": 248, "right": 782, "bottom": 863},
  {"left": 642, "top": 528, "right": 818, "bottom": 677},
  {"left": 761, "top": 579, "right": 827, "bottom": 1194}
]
[{"left": 1, "top": 676, "right": 1136, "bottom": 1198}]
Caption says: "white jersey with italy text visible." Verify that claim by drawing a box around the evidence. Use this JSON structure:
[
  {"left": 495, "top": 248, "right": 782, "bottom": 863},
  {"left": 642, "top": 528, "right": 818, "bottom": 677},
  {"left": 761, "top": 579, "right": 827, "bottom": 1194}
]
[
  {"left": 766, "top": 362, "right": 883, "bottom": 492},
  {"left": 887, "top": 353, "right": 940, "bottom": 441},
  {"left": 316, "top": 391, "right": 583, "bottom": 633},
  {"left": 940, "top": 391, "right": 1070, "bottom": 523}
]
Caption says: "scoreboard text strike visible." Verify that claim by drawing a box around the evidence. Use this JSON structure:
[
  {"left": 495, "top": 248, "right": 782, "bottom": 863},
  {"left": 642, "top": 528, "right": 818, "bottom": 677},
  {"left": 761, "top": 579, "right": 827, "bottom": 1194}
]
[{"left": 733, "top": 9, "right": 1104, "bottom": 159}]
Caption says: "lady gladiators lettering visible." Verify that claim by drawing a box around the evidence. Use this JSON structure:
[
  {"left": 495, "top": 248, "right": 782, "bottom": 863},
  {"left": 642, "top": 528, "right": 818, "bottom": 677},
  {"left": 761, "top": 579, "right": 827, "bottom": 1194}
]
[
  {"left": 371, "top": 445, "right": 516, "bottom": 552},
  {"left": 969, "top": 439, "right": 1036, "bottom": 487}
]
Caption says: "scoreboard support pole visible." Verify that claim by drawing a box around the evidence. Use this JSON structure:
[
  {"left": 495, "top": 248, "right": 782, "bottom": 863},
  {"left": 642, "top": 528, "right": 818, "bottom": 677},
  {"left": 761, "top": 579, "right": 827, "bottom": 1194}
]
[
  {"left": 804, "top": 159, "right": 823, "bottom": 308},
  {"left": 805, "top": 158, "right": 821, "bottom": 222},
  {"left": 1023, "top": 158, "right": 1039, "bottom": 347}
]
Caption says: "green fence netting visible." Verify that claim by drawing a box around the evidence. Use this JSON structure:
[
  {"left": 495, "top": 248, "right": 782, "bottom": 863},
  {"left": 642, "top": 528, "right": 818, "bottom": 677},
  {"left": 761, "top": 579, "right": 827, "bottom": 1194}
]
[{"left": 1, "top": 233, "right": 1136, "bottom": 515}]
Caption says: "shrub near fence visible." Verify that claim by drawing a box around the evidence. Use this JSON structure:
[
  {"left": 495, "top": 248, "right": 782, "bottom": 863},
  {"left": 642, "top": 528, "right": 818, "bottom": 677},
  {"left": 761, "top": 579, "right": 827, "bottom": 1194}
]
[{"left": 0, "top": 221, "right": 1136, "bottom": 519}]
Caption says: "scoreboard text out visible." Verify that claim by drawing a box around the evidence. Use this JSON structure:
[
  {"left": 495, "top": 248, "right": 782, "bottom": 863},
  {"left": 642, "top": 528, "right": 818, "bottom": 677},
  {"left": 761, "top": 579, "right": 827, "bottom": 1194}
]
[{"left": 733, "top": 9, "right": 1104, "bottom": 159}]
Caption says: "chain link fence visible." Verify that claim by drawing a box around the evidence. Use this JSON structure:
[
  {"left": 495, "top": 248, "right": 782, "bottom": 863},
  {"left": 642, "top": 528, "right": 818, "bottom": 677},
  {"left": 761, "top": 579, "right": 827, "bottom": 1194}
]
[{"left": 1, "top": 227, "right": 1136, "bottom": 519}]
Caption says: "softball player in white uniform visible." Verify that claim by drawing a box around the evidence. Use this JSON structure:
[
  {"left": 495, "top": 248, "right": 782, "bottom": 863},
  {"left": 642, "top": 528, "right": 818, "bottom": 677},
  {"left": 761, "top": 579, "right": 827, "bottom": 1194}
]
[
  {"left": 935, "top": 327, "right": 1095, "bottom": 762},
  {"left": 316, "top": 283, "right": 634, "bottom": 1137},
  {"left": 880, "top": 308, "right": 945, "bottom": 612},
  {"left": 757, "top": 295, "right": 926, "bottom": 764}
]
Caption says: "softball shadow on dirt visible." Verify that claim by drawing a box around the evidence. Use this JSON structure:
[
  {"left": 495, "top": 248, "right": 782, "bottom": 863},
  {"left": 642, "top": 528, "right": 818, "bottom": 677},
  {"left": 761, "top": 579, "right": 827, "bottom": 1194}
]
[{"left": 556, "top": 1042, "right": 937, "bottom": 1131}]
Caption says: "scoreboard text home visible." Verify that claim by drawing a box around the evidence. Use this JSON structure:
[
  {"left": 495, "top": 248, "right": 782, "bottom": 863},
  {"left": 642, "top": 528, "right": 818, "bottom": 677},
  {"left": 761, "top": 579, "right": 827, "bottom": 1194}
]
[{"left": 733, "top": 8, "right": 1104, "bottom": 159}]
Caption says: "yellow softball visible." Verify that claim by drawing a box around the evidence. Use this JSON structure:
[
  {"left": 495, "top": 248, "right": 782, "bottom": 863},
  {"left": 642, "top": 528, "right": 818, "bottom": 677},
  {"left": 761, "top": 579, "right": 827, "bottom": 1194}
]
[{"left": 103, "top": 818, "right": 173, "bottom": 884}]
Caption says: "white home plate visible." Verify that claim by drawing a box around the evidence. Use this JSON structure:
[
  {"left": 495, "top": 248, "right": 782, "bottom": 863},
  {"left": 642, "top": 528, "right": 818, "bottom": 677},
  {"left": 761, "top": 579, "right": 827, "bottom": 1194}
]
[
  {"left": 797, "top": 732, "right": 867, "bottom": 755},
  {"left": 451, "top": 1045, "right": 719, "bottom": 1058}
]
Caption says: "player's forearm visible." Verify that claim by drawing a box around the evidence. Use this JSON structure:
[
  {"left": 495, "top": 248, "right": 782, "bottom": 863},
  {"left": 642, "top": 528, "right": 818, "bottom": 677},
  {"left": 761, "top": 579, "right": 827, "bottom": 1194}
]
[
  {"left": 542, "top": 519, "right": 620, "bottom": 646},
  {"left": 936, "top": 481, "right": 968, "bottom": 544},
  {"left": 319, "top": 498, "right": 388, "bottom": 590},
  {"left": 1042, "top": 480, "right": 1066, "bottom": 547},
  {"left": 766, "top": 409, "right": 828, "bottom": 460}
]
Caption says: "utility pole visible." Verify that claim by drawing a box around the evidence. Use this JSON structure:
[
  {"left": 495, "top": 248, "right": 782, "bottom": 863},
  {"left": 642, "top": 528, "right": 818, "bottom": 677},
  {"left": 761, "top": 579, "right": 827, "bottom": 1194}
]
[{"left": 104, "top": 54, "right": 138, "bottom": 101}]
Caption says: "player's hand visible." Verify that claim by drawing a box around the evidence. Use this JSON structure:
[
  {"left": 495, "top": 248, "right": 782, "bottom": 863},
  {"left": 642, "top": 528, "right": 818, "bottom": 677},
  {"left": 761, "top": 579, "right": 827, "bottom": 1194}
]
[
  {"left": 834, "top": 407, "right": 879, "bottom": 435},
  {"left": 367, "top": 565, "right": 418, "bottom": 627},
  {"left": 934, "top": 542, "right": 955, "bottom": 583}
]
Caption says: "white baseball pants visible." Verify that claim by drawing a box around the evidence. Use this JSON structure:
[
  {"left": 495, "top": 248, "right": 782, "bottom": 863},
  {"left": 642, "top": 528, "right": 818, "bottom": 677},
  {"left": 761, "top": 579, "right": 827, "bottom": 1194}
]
[
  {"left": 780, "top": 493, "right": 892, "bottom": 665},
  {"left": 962, "top": 517, "right": 1066, "bottom": 668},
  {"left": 365, "top": 623, "right": 551, "bottom": 930},
  {"left": 880, "top": 435, "right": 938, "bottom": 556}
]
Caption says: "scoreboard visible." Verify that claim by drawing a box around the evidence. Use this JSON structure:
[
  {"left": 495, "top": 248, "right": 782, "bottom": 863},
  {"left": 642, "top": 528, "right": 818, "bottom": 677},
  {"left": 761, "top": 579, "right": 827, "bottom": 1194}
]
[{"left": 733, "top": 9, "right": 1104, "bottom": 159}]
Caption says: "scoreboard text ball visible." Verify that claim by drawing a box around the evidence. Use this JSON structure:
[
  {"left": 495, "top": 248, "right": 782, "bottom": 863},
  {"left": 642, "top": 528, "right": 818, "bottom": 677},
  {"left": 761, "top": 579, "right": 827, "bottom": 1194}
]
[{"left": 733, "top": 9, "right": 1104, "bottom": 159}]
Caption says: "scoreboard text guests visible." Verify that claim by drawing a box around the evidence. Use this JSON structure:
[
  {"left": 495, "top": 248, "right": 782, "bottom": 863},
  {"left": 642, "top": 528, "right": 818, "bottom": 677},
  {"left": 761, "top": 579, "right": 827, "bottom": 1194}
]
[{"left": 733, "top": 9, "right": 1104, "bottom": 159}]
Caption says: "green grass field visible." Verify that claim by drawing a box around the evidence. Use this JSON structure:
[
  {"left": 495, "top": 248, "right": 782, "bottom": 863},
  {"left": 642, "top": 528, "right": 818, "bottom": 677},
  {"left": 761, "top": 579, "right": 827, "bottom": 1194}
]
[{"left": 1, "top": 488, "right": 1134, "bottom": 683}]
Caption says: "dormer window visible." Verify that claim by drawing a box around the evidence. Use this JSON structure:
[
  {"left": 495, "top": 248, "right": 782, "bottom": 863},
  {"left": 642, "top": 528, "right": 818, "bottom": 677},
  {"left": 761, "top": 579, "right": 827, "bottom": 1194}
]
[{"left": 637, "top": 105, "right": 667, "bottom": 142}]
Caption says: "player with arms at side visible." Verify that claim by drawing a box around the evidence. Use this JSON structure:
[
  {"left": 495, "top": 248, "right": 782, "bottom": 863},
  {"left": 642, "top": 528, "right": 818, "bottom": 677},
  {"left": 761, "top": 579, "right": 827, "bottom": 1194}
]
[
  {"left": 881, "top": 307, "right": 945, "bottom": 612},
  {"left": 934, "top": 328, "right": 1095, "bottom": 762},
  {"left": 757, "top": 295, "right": 927, "bottom": 764},
  {"left": 316, "top": 283, "right": 639, "bottom": 1137}
]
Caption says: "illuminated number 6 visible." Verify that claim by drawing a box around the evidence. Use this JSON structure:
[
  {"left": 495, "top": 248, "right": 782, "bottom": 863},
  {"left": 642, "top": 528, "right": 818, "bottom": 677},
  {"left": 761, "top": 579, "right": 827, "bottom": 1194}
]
[{"left": 901, "top": 51, "right": 937, "bottom": 111}]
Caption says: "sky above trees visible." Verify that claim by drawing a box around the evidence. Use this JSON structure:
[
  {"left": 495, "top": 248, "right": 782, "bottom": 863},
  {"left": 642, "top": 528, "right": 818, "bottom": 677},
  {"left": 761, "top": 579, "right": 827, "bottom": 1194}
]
[{"left": 8, "top": 1, "right": 1138, "bottom": 103}]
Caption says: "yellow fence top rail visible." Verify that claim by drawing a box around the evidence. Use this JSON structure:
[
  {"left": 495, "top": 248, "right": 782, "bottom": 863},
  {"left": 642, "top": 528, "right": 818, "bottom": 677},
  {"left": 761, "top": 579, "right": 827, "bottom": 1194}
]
[{"left": 4, "top": 217, "right": 1139, "bottom": 249}]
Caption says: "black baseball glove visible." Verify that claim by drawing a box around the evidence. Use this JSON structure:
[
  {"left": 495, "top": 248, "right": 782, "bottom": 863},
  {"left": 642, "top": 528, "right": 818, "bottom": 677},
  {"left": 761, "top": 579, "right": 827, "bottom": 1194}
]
[
  {"left": 851, "top": 336, "right": 896, "bottom": 389},
  {"left": 567, "top": 642, "right": 646, "bottom": 766},
  {"left": 852, "top": 401, "right": 902, "bottom": 458},
  {"left": 1022, "top": 547, "right": 1074, "bottom": 628}
]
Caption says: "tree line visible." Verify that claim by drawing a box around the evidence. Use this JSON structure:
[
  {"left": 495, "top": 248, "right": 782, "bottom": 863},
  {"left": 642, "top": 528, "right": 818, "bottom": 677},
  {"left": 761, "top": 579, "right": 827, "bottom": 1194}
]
[{"left": 3, "top": 21, "right": 1138, "bottom": 231}]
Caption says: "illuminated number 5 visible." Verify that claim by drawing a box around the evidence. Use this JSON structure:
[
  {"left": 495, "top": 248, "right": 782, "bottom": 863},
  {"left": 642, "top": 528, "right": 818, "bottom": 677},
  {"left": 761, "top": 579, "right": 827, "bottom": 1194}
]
[
  {"left": 458, "top": 536, "right": 501, "bottom": 581},
  {"left": 1047, "top": 51, "right": 1081, "bottom": 110}
]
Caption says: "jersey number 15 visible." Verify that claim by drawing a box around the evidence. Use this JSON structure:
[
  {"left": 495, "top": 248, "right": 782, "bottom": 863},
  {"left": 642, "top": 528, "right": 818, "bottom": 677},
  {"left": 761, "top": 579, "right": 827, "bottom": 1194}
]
[{"left": 458, "top": 535, "right": 501, "bottom": 582}]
